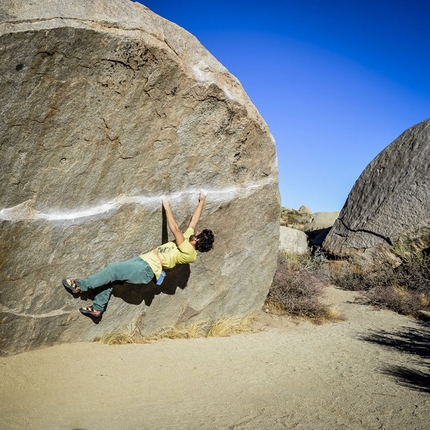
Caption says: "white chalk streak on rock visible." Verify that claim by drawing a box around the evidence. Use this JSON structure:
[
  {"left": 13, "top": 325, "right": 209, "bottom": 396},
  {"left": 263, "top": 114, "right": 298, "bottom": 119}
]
[
  {"left": 0, "top": 306, "right": 70, "bottom": 319},
  {"left": 0, "top": 180, "right": 272, "bottom": 222}
]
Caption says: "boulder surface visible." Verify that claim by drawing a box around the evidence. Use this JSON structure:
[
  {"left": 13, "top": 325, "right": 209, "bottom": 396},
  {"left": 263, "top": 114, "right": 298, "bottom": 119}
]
[
  {"left": 323, "top": 118, "right": 430, "bottom": 265},
  {"left": 305, "top": 211, "right": 339, "bottom": 247},
  {"left": 0, "top": 0, "right": 280, "bottom": 355},
  {"left": 279, "top": 226, "right": 309, "bottom": 255},
  {"left": 304, "top": 212, "right": 339, "bottom": 234}
]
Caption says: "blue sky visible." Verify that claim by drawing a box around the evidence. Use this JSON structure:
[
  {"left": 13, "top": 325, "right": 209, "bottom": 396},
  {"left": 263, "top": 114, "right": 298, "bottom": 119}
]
[{"left": 137, "top": 0, "right": 430, "bottom": 212}]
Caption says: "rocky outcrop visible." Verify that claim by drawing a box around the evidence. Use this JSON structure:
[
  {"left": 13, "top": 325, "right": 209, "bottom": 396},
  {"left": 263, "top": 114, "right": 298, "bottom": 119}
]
[
  {"left": 298, "top": 205, "right": 312, "bottom": 215},
  {"left": 323, "top": 118, "right": 430, "bottom": 266},
  {"left": 304, "top": 212, "right": 339, "bottom": 247},
  {"left": 0, "top": 0, "right": 280, "bottom": 355},
  {"left": 280, "top": 208, "right": 339, "bottom": 249},
  {"left": 280, "top": 207, "right": 312, "bottom": 228},
  {"left": 304, "top": 212, "right": 339, "bottom": 233},
  {"left": 279, "top": 226, "right": 309, "bottom": 255}
]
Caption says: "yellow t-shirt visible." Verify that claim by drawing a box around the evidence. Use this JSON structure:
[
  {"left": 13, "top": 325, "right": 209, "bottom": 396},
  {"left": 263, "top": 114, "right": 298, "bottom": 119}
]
[{"left": 140, "top": 228, "right": 197, "bottom": 280}]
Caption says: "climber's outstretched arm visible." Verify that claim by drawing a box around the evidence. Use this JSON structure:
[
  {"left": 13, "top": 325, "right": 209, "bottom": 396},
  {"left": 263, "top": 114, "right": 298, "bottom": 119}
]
[
  {"left": 162, "top": 197, "right": 185, "bottom": 246},
  {"left": 189, "top": 190, "right": 206, "bottom": 231}
]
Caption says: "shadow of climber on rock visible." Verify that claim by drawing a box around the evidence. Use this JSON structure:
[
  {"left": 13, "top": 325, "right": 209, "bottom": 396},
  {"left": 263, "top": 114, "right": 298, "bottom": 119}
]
[{"left": 113, "top": 263, "right": 191, "bottom": 307}]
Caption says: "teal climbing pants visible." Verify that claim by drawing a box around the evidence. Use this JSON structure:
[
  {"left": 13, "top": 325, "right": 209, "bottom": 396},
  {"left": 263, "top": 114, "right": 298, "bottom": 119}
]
[{"left": 77, "top": 256, "right": 154, "bottom": 311}]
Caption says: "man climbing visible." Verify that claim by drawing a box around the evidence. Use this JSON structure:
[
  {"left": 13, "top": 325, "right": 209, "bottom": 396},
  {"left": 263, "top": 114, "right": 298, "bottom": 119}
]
[{"left": 62, "top": 191, "right": 214, "bottom": 317}]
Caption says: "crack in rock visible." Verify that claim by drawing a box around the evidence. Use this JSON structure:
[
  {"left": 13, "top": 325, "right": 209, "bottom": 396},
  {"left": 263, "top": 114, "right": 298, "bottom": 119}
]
[{"left": 338, "top": 218, "right": 393, "bottom": 246}]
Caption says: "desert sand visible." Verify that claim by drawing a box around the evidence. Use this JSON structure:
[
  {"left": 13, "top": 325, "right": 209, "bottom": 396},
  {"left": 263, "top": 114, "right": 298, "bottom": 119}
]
[{"left": 1, "top": 286, "right": 429, "bottom": 430}]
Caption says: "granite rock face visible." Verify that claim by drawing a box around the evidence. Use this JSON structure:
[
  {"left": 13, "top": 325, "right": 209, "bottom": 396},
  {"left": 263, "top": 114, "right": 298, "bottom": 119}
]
[
  {"left": 0, "top": 0, "right": 280, "bottom": 355},
  {"left": 323, "top": 119, "right": 430, "bottom": 266}
]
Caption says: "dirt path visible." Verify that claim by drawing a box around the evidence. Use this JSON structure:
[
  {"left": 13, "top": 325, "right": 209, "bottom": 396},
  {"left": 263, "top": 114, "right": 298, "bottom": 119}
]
[{"left": 1, "top": 286, "right": 429, "bottom": 429}]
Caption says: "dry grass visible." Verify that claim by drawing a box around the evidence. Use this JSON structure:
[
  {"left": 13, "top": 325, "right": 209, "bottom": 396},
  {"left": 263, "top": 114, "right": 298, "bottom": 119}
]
[
  {"left": 99, "top": 315, "right": 254, "bottom": 346},
  {"left": 207, "top": 315, "right": 252, "bottom": 337},
  {"left": 100, "top": 331, "right": 136, "bottom": 345}
]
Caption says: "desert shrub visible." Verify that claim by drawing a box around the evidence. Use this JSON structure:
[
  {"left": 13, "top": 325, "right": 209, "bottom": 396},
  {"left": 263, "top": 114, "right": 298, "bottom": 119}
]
[
  {"left": 280, "top": 208, "right": 311, "bottom": 229},
  {"left": 365, "top": 250, "right": 430, "bottom": 316},
  {"left": 328, "top": 261, "right": 393, "bottom": 291},
  {"left": 266, "top": 253, "right": 341, "bottom": 324},
  {"left": 391, "top": 249, "right": 430, "bottom": 294},
  {"left": 328, "top": 249, "right": 430, "bottom": 316},
  {"left": 365, "top": 285, "right": 425, "bottom": 315}
]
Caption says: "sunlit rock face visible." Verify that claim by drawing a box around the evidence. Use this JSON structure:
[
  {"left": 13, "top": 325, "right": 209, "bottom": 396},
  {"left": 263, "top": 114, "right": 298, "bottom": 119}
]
[
  {"left": 279, "top": 227, "right": 309, "bottom": 255},
  {"left": 323, "top": 118, "right": 430, "bottom": 267},
  {"left": 0, "top": 0, "right": 280, "bottom": 355}
]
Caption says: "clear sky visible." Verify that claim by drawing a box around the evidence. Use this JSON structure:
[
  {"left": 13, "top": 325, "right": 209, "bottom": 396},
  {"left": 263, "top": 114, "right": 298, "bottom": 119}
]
[{"left": 137, "top": 0, "right": 430, "bottom": 212}]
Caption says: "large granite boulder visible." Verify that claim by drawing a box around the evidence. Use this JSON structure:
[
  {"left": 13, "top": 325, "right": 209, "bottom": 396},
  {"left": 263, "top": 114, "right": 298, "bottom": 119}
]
[
  {"left": 0, "top": 0, "right": 280, "bottom": 355},
  {"left": 304, "top": 212, "right": 339, "bottom": 247},
  {"left": 304, "top": 212, "right": 339, "bottom": 233},
  {"left": 323, "top": 118, "right": 430, "bottom": 266},
  {"left": 279, "top": 226, "right": 309, "bottom": 255}
]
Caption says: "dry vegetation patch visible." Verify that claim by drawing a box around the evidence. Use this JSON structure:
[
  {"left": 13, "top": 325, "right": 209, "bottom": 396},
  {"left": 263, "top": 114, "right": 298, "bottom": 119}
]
[
  {"left": 328, "top": 248, "right": 430, "bottom": 317},
  {"left": 267, "top": 244, "right": 430, "bottom": 322},
  {"left": 98, "top": 315, "right": 253, "bottom": 345},
  {"left": 265, "top": 253, "right": 344, "bottom": 324}
]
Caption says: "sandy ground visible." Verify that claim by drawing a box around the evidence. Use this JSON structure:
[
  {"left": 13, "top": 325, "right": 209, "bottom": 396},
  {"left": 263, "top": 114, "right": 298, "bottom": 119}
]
[{"left": 1, "top": 286, "right": 429, "bottom": 430}]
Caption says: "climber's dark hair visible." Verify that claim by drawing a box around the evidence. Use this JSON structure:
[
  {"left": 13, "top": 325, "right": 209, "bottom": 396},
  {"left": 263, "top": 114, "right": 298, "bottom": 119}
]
[{"left": 195, "top": 229, "right": 215, "bottom": 253}]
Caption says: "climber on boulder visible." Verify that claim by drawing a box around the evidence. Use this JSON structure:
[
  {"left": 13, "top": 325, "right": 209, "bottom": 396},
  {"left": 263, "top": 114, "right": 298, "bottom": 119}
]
[{"left": 62, "top": 191, "right": 214, "bottom": 317}]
